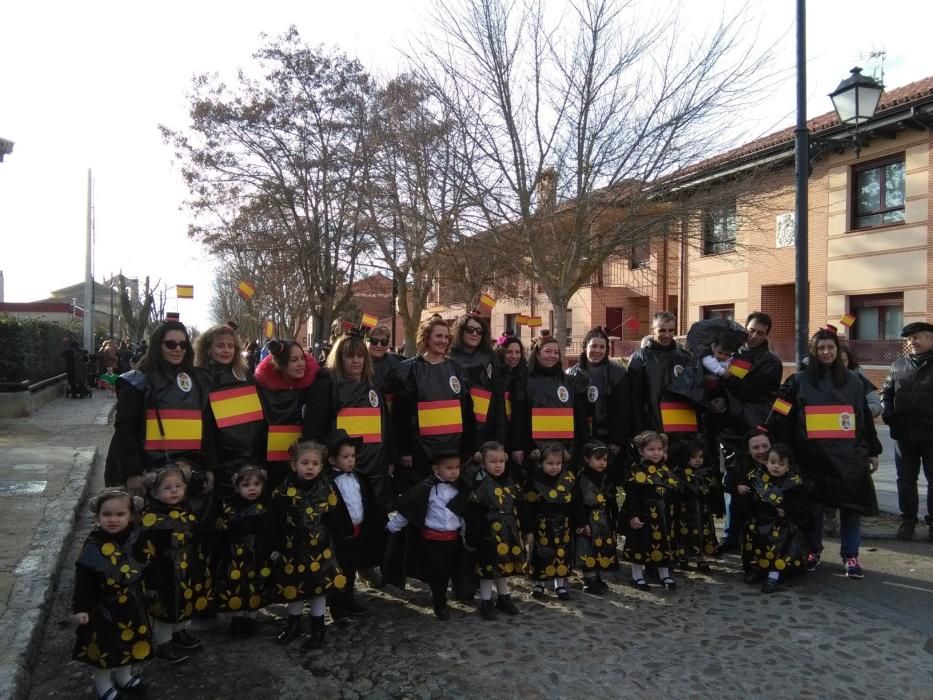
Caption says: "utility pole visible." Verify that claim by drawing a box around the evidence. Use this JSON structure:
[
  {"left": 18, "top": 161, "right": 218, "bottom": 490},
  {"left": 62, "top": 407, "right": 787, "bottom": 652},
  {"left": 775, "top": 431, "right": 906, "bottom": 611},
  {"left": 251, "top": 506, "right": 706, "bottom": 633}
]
[
  {"left": 793, "top": 0, "right": 809, "bottom": 369},
  {"left": 83, "top": 169, "right": 94, "bottom": 351}
]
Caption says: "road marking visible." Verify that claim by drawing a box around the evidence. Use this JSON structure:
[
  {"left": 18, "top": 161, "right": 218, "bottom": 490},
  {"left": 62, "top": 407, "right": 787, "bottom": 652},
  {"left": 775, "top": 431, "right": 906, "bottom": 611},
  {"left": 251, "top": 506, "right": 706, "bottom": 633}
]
[
  {"left": 882, "top": 581, "right": 933, "bottom": 594},
  {"left": 12, "top": 464, "right": 51, "bottom": 472},
  {"left": 0, "top": 481, "right": 48, "bottom": 496}
]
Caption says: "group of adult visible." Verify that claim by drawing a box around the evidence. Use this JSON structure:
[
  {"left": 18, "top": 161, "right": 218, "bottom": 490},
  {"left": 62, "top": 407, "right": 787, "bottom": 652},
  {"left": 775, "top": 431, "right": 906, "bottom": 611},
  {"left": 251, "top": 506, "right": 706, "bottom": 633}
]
[{"left": 104, "top": 311, "right": 933, "bottom": 569}]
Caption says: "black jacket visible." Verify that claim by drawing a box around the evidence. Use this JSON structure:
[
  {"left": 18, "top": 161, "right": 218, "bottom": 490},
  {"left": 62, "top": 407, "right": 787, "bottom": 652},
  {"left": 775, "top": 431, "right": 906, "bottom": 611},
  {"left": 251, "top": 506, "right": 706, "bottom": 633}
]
[
  {"left": 722, "top": 341, "right": 783, "bottom": 431},
  {"left": 627, "top": 340, "right": 691, "bottom": 435},
  {"left": 881, "top": 351, "right": 933, "bottom": 445}
]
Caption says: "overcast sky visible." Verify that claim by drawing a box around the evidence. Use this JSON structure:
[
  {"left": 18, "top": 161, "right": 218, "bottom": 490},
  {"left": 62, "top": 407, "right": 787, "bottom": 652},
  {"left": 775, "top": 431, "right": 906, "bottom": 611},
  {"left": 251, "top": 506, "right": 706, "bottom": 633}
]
[{"left": 1, "top": 0, "right": 930, "bottom": 331}]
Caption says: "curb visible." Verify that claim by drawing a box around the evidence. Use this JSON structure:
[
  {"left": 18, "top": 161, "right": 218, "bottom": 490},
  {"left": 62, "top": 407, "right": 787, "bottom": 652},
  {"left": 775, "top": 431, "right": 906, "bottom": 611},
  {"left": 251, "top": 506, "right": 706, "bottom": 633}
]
[{"left": 0, "top": 445, "right": 98, "bottom": 700}]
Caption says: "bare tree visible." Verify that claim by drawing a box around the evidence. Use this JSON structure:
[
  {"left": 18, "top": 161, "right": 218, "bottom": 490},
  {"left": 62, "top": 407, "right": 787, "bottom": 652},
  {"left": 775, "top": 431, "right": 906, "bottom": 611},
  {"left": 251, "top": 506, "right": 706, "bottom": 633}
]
[{"left": 414, "top": 0, "right": 773, "bottom": 346}]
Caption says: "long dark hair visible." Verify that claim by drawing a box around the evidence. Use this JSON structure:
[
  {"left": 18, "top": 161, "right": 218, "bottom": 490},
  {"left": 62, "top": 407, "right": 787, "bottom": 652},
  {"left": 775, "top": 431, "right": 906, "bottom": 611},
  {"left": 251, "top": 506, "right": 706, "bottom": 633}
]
[
  {"left": 136, "top": 322, "right": 194, "bottom": 381},
  {"left": 451, "top": 314, "right": 491, "bottom": 353},
  {"left": 579, "top": 326, "right": 610, "bottom": 366},
  {"left": 806, "top": 329, "right": 847, "bottom": 387},
  {"left": 267, "top": 340, "right": 305, "bottom": 373}
]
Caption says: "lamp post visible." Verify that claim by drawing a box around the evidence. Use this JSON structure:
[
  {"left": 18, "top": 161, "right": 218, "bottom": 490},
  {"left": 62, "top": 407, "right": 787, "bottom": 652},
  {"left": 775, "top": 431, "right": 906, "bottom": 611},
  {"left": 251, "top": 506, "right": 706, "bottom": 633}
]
[{"left": 794, "top": 0, "right": 883, "bottom": 367}]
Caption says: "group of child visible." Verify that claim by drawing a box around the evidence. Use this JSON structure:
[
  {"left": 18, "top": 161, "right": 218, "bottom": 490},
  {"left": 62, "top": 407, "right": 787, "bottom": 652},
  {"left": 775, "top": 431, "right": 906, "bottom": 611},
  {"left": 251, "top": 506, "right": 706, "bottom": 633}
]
[{"left": 73, "top": 427, "right": 810, "bottom": 699}]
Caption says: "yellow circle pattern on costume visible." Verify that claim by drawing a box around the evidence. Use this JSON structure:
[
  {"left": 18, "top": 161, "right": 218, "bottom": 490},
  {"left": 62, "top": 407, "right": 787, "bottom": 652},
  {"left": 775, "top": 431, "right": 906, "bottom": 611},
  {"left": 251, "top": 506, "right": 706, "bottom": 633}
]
[
  {"left": 310, "top": 561, "right": 320, "bottom": 572},
  {"left": 328, "top": 493, "right": 338, "bottom": 506},
  {"left": 333, "top": 574, "right": 347, "bottom": 588},
  {"left": 120, "top": 629, "right": 134, "bottom": 641},
  {"left": 260, "top": 567, "right": 271, "bottom": 577},
  {"left": 282, "top": 585, "right": 297, "bottom": 600},
  {"left": 249, "top": 594, "right": 262, "bottom": 609},
  {"left": 556, "top": 564, "right": 568, "bottom": 576},
  {"left": 142, "top": 513, "right": 157, "bottom": 527},
  {"left": 650, "top": 550, "right": 662, "bottom": 562},
  {"left": 635, "top": 472, "right": 646, "bottom": 483},
  {"left": 231, "top": 569, "right": 241, "bottom": 580},
  {"left": 228, "top": 596, "right": 242, "bottom": 610},
  {"left": 100, "top": 542, "right": 115, "bottom": 556},
  {"left": 131, "top": 641, "right": 151, "bottom": 660},
  {"left": 497, "top": 543, "right": 509, "bottom": 555},
  {"left": 775, "top": 559, "right": 786, "bottom": 570}
]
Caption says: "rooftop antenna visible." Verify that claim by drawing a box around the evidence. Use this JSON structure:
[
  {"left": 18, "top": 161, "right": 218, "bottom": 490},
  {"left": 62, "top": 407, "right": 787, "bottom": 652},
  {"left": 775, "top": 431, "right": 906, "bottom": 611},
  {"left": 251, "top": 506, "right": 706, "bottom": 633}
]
[{"left": 856, "top": 48, "right": 886, "bottom": 85}]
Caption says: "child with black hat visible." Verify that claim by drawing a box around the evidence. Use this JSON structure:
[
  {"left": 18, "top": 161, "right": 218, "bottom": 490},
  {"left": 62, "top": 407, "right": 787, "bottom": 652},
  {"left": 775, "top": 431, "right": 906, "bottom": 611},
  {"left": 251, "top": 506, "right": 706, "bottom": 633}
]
[
  {"left": 326, "top": 428, "right": 386, "bottom": 621},
  {"left": 572, "top": 440, "right": 619, "bottom": 594}
]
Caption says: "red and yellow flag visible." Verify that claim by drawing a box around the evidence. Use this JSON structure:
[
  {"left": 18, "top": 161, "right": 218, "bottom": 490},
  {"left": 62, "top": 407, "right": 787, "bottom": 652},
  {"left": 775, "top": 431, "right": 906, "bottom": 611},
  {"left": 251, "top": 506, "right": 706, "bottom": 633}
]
[
  {"left": 176, "top": 284, "right": 194, "bottom": 299},
  {"left": 531, "top": 407, "right": 574, "bottom": 439},
  {"left": 525, "top": 315, "right": 543, "bottom": 328},
  {"left": 660, "top": 402, "right": 698, "bottom": 433},
  {"left": 470, "top": 387, "right": 492, "bottom": 424},
  {"left": 503, "top": 391, "right": 512, "bottom": 421},
  {"left": 805, "top": 405, "right": 856, "bottom": 439},
  {"left": 728, "top": 358, "right": 752, "bottom": 379},
  {"left": 516, "top": 314, "right": 530, "bottom": 326},
  {"left": 266, "top": 425, "right": 301, "bottom": 461},
  {"left": 337, "top": 407, "right": 382, "bottom": 443},
  {"left": 144, "top": 409, "right": 202, "bottom": 451},
  {"left": 237, "top": 280, "right": 255, "bottom": 300},
  {"left": 209, "top": 386, "right": 263, "bottom": 428},
  {"left": 263, "top": 320, "right": 275, "bottom": 338},
  {"left": 771, "top": 397, "right": 792, "bottom": 416},
  {"left": 839, "top": 313, "right": 856, "bottom": 328},
  {"left": 360, "top": 313, "right": 378, "bottom": 330},
  {"left": 417, "top": 400, "right": 463, "bottom": 436},
  {"left": 478, "top": 294, "right": 496, "bottom": 313}
]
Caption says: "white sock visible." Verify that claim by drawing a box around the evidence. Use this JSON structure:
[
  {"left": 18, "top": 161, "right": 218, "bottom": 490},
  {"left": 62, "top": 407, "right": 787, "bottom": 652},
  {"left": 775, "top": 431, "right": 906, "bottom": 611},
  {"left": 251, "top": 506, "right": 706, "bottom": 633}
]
[
  {"left": 658, "top": 567, "right": 671, "bottom": 580},
  {"left": 113, "top": 666, "right": 133, "bottom": 687},
  {"left": 153, "top": 620, "right": 172, "bottom": 645},
  {"left": 479, "top": 579, "right": 494, "bottom": 600},
  {"left": 494, "top": 577, "right": 509, "bottom": 595},
  {"left": 767, "top": 571, "right": 780, "bottom": 581},
  {"left": 553, "top": 577, "right": 565, "bottom": 589},
  {"left": 631, "top": 563, "right": 645, "bottom": 580},
  {"left": 92, "top": 668, "right": 113, "bottom": 695},
  {"left": 310, "top": 595, "right": 326, "bottom": 617},
  {"left": 287, "top": 601, "right": 304, "bottom": 616}
]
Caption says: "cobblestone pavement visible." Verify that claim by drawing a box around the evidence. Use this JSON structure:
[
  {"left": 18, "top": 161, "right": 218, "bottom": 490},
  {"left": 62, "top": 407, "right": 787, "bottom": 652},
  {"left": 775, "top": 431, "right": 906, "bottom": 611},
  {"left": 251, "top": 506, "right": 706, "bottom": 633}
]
[{"left": 11, "top": 397, "right": 933, "bottom": 699}]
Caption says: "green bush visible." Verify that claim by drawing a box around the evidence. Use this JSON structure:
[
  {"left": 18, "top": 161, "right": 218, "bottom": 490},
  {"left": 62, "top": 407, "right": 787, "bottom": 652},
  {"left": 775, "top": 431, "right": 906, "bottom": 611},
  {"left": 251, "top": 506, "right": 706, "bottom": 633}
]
[{"left": 0, "top": 315, "right": 83, "bottom": 383}]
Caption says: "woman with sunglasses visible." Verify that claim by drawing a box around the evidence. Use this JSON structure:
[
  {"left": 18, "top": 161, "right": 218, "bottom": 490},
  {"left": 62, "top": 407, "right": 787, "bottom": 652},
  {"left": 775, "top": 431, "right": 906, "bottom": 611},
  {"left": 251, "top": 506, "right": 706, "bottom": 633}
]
[
  {"left": 367, "top": 324, "right": 403, "bottom": 412},
  {"left": 105, "top": 321, "right": 216, "bottom": 502},
  {"left": 450, "top": 314, "right": 506, "bottom": 448},
  {"left": 254, "top": 340, "right": 320, "bottom": 489},
  {"left": 385, "top": 316, "right": 476, "bottom": 490}
]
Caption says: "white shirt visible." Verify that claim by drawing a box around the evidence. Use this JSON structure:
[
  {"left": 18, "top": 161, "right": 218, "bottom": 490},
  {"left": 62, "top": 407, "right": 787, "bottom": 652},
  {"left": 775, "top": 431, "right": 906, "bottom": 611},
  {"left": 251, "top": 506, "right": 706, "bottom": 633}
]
[
  {"left": 333, "top": 472, "right": 364, "bottom": 525},
  {"left": 386, "top": 480, "right": 464, "bottom": 533},
  {"left": 702, "top": 354, "right": 732, "bottom": 377}
]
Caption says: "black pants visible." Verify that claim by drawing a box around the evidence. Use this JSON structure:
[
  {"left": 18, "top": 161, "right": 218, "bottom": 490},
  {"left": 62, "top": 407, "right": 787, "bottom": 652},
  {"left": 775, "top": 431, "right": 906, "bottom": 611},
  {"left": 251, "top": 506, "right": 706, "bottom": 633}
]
[
  {"left": 330, "top": 534, "right": 361, "bottom": 618},
  {"left": 422, "top": 538, "right": 462, "bottom": 607},
  {"left": 894, "top": 440, "right": 933, "bottom": 523}
]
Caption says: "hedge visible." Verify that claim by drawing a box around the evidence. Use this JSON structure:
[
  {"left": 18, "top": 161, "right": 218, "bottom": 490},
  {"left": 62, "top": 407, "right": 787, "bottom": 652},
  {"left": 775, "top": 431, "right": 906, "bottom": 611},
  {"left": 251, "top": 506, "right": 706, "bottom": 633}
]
[{"left": 0, "top": 315, "right": 83, "bottom": 383}]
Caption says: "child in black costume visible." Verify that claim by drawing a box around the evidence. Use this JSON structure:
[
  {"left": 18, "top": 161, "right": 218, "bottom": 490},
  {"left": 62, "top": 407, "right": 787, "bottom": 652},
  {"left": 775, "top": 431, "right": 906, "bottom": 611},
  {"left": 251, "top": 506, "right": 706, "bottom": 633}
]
[
  {"left": 621, "top": 431, "right": 680, "bottom": 591},
  {"left": 385, "top": 449, "right": 471, "bottom": 620},
  {"left": 139, "top": 463, "right": 211, "bottom": 664},
  {"left": 743, "top": 443, "right": 812, "bottom": 593},
  {"left": 572, "top": 440, "right": 619, "bottom": 594},
  {"left": 73, "top": 489, "right": 151, "bottom": 700},
  {"left": 265, "top": 440, "right": 349, "bottom": 650},
  {"left": 672, "top": 440, "right": 718, "bottom": 571},
  {"left": 464, "top": 441, "right": 525, "bottom": 620},
  {"left": 326, "top": 429, "right": 386, "bottom": 622},
  {"left": 214, "top": 465, "right": 271, "bottom": 637},
  {"left": 523, "top": 442, "right": 575, "bottom": 600}
]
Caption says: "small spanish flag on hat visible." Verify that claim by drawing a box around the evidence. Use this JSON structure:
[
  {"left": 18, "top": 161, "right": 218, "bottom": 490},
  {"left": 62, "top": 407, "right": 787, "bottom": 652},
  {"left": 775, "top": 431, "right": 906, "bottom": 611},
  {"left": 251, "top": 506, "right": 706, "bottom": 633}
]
[
  {"left": 772, "top": 397, "right": 792, "bottom": 416},
  {"left": 237, "top": 280, "right": 255, "bottom": 300},
  {"left": 176, "top": 284, "right": 194, "bottom": 299},
  {"left": 478, "top": 293, "right": 496, "bottom": 313},
  {"left": 839, "top": 313, "right": 856, "bottom": 328},
  {"left": 360, "top": 312, "right": 378, "bottom": 330}
]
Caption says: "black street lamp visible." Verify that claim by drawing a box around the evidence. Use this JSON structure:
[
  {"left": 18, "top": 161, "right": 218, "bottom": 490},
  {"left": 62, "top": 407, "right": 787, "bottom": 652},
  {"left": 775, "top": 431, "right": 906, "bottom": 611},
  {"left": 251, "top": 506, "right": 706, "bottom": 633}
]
[{"left": 794, "top": 0, "right": 884, "bottom": 367}]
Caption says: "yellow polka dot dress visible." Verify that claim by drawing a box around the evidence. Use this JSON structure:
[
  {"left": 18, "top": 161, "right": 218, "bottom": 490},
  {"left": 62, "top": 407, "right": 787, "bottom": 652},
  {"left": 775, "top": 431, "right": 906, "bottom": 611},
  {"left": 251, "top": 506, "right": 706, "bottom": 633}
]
[
  {"left": 524, "top": 469, "right": 576, "bottom": 581},
  {"left": 672, "top": 465, "right": 719, "bottom": 557},
  {"left": 214, "top": 497, "right": 272, "bottom": 612},
  {"left": 621, "top": 460, "right": 680, "bottom": 567},
  {"left": 742, "top": 468, "right": 810, "bottom": 574},
  {"left": 464, "top": 471, "right": 526, "bottom": 579},
  {"left": 572, "top": 467, "right": 620, "bottom": 573}
]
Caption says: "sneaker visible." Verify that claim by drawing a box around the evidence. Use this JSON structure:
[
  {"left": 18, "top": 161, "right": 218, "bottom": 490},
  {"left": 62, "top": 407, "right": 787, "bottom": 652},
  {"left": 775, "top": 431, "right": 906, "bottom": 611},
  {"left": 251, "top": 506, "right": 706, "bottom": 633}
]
[
  {"left": 555, "top": 586, "right": 571, "bottom": 601},
  {"left": 171, "top": 629, "right": 202, "bottom": 649},
  {"left": 155, "top": 641, "right": 189, "bottom": 664},
  {"left": 805, "top": 553, "right": 821, "bottom": 572},
  {"left": 761, "top": 579, "right": 779, "bottom": 594},
  {"left": 896, "top": 521, "right": 916, "bottom": 541},
  {"left": 531, "top": 584, "right": 545, "bottom": 599},
  {"left": 844, "top": 557, "right": 864, "bottom": 579}
]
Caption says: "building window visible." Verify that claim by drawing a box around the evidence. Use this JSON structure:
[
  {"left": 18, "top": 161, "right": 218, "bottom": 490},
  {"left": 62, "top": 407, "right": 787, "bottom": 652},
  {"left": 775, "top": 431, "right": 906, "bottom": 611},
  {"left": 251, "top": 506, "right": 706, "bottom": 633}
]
[
  {"left": 703, "top": 203, "right": 737, "bottom": 255},
  {"left": 851, "top": 155, "right": 905, "bottom": 230},
  {"left": 849, "top": 293, "right": 903, "bottom": 340},
  {"left": 630, "top": 240, "right": 650, "bottom": 269},
  {"left": 702, "top": 304, "right": 735, "bottom": 321},
  {"left": 504, "top": 313, "right": 520, "bottom": 338}
]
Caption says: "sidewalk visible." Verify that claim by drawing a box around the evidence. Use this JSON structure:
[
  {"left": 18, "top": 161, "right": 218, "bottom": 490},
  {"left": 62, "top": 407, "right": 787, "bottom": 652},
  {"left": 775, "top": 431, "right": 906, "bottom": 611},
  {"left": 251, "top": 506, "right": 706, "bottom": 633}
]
[{"left": 0, "top": 392, "right": 114, "bottom": 700}]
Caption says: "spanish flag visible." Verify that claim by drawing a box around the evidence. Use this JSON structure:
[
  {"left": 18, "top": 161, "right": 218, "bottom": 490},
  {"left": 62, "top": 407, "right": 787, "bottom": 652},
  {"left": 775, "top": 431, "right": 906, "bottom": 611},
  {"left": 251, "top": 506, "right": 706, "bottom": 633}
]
[
  {"left": 503, "top": 391, "right": 512, "bottom": 421},
  {"left": 805, "top": 405, "right": 856, "bottom": 439},
  {"left": 839, "top": 313, "right": 856, "bottom": 328},
  {"left": 478, "top": 294, "right": 496, "bottom": 313},
  {"left": 237, "top": 280, "right": 255, "bottom": 300},
  {"left": 516, "top": 314, "right": 530, "bottom": 326},
  {"left": 531, "top": 407, "right": 574, "bottom": 439},
  {"left": 729, "top": 358, "right": 752, "bottom": 379},
  {"left": 144, "top": 409, "right": 202, "bottom": 451},
  {"left": 266, "top": 425, "right": 301, "bottom": 461},
  {"left": 209, "top": 386, "right": 263, "bottom": 428},
  {"left": 470, "top": 387, "right": 492, "bottom": 424},
  {"left": 360, "top": 313, "right": 378, "bottom": 330},
  {"left": 176, "top": 284, "right": 194, "bottom": 299},
  {"left": 660, "top": 402, "right": 698, "bottom": 433},
  {"left": 263, "top": 320, "right": 275, "bottom": 338},
  {"left": 526, "top": 316, "right": 543, "bottom": 328},
  {"left": 771, "top": 397, "right": 792, "bottom": 416},
  {"left": 417, "top": 400, "right": 463, "bottom": 436},
  {"left": 337, "top": 407, "right": 382, "bottom": 443}
]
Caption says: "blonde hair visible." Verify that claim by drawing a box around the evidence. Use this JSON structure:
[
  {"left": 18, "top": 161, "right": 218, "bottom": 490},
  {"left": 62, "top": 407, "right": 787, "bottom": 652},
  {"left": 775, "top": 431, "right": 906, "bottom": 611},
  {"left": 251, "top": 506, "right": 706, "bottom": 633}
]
[
  {"left": 194, "top": 324, "right": 248, "bottom": 377},
  {"left": 416, "top": 317, "right": 450, "bottom": 355},
  {"left": 633, "top": 430, "right": 669, "bottom": 451},
  {"left": 289, "top": 440, "right": 326, "bottom": 463}
]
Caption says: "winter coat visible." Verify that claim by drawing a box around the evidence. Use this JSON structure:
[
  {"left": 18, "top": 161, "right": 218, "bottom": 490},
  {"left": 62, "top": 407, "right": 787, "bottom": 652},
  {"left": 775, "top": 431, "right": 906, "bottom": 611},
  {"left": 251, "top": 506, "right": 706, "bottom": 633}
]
[
  {"left": 881, "top": 351, "right": 933, "bottom": 445},
  {"left": 627, "top": 340, "right": 692, "bottom": 435}
]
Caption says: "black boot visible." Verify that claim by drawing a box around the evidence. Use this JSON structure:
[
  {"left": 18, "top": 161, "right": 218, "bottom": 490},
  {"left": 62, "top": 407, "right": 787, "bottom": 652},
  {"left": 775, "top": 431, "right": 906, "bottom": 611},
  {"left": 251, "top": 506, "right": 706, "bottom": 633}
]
[
  {"left": 495, "top": 594, "right": 520, "bottom": 616},
  {"left": 300, "top": 616, "right": 326, "bottom": 651},
  {"left": 276, "top": 614, "right": 302, "bottom": 644},
  {"left": 479, "top": 598, "right": 497, "bottom": 620}
]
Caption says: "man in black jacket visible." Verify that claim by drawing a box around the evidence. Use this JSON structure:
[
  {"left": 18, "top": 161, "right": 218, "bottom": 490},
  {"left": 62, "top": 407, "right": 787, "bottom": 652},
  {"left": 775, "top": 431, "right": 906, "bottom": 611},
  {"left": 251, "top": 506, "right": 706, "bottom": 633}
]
[
  {"left": 722, "top": 312, "right": 784, "bottom": 433},
  {"left": 881, "top": 321, "right": 933, "bottom": 542},
  {"left": 627, "top": 311, "right": 691, "bottom": 436}
]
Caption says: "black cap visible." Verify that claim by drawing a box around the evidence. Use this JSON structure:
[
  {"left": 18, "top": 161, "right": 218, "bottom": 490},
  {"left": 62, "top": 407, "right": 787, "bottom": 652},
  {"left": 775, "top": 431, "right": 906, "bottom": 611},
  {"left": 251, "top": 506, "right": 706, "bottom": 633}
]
[
  {"left": 325, "top": 428, "right": 362, "bottom": 454},
  {"left": 429, "top": 445, "right": 462, "bottom": 463},
  {"left": 901, "top": 322, "right": 933, "bottom": 337}
]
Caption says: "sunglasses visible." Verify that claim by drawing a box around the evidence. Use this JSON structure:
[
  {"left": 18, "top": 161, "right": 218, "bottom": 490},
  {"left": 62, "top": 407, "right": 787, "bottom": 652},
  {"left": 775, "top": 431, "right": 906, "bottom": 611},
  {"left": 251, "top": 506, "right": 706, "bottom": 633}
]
[
  {"left": 161, "top": 340, "right": 189, "bottom": 350},
  {"left": 463, "top": 326, "right": 484, "bottom": 335},
  {"left": 368, "top": 338, "right": 390, "bottom": 347}
]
